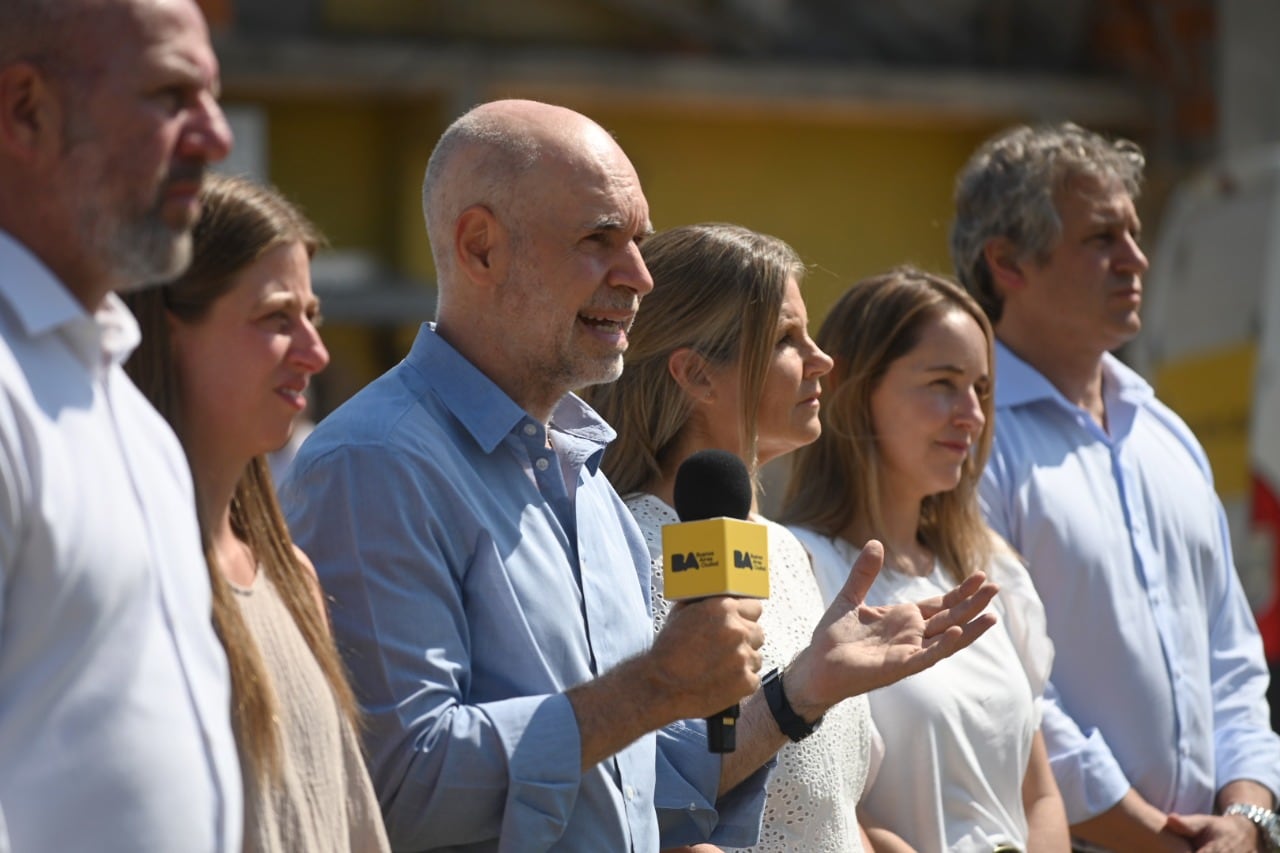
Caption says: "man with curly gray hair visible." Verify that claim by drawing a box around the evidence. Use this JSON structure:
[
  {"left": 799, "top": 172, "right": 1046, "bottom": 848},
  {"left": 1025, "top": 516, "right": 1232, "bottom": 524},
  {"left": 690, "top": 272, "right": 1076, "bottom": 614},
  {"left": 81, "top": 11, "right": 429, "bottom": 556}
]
[{"left": 951, "top": 123, "right": 1280, "bottom": 853}]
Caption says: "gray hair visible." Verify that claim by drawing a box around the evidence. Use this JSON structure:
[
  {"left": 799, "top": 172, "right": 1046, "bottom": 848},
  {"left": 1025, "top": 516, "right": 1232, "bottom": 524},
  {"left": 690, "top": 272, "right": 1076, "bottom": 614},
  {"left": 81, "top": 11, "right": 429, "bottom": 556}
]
[
  {"left": 420, "top": 108, "right": 543, "bottom": 284},
  {"left": 950, "top": 122, "right": 1145, "bottom": 323}
]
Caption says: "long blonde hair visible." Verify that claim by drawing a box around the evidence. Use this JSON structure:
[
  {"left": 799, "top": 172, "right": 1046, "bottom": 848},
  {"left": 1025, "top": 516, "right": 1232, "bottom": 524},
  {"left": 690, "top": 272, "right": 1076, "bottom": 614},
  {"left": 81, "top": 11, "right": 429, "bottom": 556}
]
[
  {"left": 124, "top": 174, "right": 357, "bottom": 783},
  {"left": 585, "top": 223, "right": 802, "bottom": 495},
  {"left": 781, "top": 266, "right": 995, "bottom": 581}
]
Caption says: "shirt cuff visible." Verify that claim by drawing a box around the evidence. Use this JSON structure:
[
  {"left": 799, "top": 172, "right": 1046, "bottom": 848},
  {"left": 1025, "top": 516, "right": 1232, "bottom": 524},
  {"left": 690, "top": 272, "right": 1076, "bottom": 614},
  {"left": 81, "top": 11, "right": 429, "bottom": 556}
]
[
  {"left": 654, "top": 718, "right": 774, "bottom": 848},
  {"left": 1050, "top": 728, "right": 1132, "bottom": 824},
  {"left": 486, "top": 692, "right": 584, "bottom": 842}
]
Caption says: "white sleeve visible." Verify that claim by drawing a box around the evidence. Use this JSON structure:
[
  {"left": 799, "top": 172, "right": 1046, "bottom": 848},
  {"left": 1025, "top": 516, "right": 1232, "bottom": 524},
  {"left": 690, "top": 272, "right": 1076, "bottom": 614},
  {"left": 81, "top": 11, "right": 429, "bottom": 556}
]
[{"left": 986, "top": 542, "right": 1055, "bottom": 719}]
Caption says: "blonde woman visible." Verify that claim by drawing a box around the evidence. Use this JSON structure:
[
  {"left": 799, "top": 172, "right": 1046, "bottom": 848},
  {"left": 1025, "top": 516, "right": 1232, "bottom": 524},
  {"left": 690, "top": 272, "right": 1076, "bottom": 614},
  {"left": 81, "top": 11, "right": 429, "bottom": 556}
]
[{"left": 586, "top": 226, "right": 999, "bottom": 852}]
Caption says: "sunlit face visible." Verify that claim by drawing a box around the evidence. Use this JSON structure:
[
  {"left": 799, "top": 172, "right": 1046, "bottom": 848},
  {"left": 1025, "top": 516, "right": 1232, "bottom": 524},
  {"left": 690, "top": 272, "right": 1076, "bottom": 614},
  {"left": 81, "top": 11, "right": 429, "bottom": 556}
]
[
  {"left": 870, "top": 308, "right": 989, "bottom": 509},
  {"left": 495, "top": 127, "right": 654, "bottom": 407},
  {"left": 1013, "top": 173, "right": 1148, "bottom": 354},
  {"left": 705, "top": 276, "right": 834, "bottom": 465},
  {"left": 170, "top": 242, "right": 328, "bottom": 466},
  {"left": 53, "top": 0, "right": 232, "bottom": 289}
]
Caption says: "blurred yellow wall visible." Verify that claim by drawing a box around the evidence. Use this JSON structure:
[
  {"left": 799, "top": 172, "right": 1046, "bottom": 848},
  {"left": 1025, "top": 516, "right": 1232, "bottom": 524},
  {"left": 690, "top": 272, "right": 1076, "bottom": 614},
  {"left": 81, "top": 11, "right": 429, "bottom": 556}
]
[{"left": 254, "top": 97, "right": 1002, "bottom": 410}]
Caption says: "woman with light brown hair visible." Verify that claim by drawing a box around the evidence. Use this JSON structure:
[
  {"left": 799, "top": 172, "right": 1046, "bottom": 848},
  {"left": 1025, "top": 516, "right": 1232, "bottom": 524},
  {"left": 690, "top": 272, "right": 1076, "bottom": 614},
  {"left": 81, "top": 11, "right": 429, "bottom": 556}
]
[
  {"left": 124, "top": 174, "right": 389, "bottom": 853},
  {"left": 783, "top": 266, "right": 1067, "bottom": 853},
  {"left": 586, "top": 226, "right": 999, "bottom": 853}
]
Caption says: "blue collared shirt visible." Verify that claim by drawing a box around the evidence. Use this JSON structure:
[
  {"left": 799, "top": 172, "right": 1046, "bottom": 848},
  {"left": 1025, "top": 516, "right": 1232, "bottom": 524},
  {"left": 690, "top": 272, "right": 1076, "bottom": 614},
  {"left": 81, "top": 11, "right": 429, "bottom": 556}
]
[
  {"left": 980, "top": 341, "right": 1280, "bottom": 823},
  {"left": 0, "top": 230, "right": 241, "bottom": 851},
  {"left": 281, "top": 324, "right": 767, "bottom": 852}
]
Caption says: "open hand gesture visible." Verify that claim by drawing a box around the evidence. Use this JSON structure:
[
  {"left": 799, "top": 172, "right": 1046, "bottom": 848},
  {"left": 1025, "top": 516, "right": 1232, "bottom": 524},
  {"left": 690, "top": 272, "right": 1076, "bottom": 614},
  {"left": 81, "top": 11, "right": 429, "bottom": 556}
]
[{"left": 784, "top": 539, "right": 999, "bottom": 714}]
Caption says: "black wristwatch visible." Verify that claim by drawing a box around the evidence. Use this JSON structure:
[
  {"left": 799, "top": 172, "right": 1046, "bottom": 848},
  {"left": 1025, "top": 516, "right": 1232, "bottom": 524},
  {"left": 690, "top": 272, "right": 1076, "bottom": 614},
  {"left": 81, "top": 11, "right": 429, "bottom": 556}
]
[
  {"left": 761, "top": 668, "right": 822, "bottom": 743},
  {"left": 1223, "top": 803, "right": 1280, "bottom": 852}
]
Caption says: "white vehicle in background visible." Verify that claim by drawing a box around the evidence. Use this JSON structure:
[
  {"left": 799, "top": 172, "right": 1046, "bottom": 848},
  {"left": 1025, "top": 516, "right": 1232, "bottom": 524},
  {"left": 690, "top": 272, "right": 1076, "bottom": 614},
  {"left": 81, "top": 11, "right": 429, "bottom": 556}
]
[{"left": 1134, "top": 145, "right": 1280, "bottom": 728}]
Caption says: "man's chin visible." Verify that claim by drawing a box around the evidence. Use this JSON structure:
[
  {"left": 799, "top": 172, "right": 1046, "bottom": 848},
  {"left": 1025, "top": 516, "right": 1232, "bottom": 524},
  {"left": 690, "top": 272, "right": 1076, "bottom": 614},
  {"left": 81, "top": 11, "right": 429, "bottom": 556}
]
[
  {"left": 112, "top": 229, "right": 194, "bottom": 292},
  {"left": 574, "top": 359, "right": 625, "bottom": 392}
]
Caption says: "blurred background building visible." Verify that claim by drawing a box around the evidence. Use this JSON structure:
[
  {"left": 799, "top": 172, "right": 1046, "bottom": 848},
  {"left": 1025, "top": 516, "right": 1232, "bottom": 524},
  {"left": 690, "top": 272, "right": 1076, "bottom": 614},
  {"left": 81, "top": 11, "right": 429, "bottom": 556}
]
[
  {"left": 198, "top": 0, "right": 1227, "bottom": 409},
  {"left": 201, "top": 0, "right": 1280, "bottom": 684}
]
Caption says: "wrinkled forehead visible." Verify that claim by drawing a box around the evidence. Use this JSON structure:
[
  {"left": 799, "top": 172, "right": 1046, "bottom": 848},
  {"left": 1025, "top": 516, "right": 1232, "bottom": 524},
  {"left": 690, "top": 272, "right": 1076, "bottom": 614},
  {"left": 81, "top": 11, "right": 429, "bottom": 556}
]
[
  {"left": 525, "top": 126, "right": 650, "bottom": 225},
  {"left": 1057, "top": 172, "right": 1137, "bottom": 221}
]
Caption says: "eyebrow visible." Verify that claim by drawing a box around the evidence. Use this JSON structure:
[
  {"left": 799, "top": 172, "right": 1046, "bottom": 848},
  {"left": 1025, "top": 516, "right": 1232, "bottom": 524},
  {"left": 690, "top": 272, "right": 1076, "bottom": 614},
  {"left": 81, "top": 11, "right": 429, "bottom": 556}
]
[
  {"left": 587, "top": 215, "right": 654, "bottom": 239},
  {"left": 1086, "top": 202, "right": 1140, "bottom": 226},
  {"left": 259, "top": 291, "right": 321, "bottom": 313},
  {"left": 920, "top": 363, "right": 979, "bottom": 375}
]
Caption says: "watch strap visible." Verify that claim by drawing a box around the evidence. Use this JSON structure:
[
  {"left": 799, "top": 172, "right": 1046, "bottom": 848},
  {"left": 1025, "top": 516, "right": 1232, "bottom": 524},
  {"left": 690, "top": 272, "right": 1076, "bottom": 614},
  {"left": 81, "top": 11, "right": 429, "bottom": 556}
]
[
  {"left": 1223, "top": 802, "right": 1280, "bottom": 852},
  {"left": 761, "top": 667, "right": 822, "bottom": 743}
]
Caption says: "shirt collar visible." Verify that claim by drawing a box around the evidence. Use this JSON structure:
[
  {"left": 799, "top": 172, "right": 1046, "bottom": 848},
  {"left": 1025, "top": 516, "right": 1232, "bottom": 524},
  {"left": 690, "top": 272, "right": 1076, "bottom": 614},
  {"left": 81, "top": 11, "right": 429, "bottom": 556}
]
[
  {"left": 0, "top": 229, "right": 141, "bottom": 371},
  {"left": 405, "top": 323, "right": 615, "bottom": 466},
  {"left": 993, "top": 340, "right": 1153, "bottom": 411}
]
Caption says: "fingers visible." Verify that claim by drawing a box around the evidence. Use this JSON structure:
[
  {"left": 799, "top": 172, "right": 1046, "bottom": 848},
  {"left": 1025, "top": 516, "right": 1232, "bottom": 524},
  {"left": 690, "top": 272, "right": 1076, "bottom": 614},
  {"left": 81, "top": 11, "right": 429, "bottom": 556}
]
[
  {"left": 1164, "top": 813, "right": 1203, "bottom": 836},
  {"left": 915, "top": 611, "right": 998, "bottom": 670},
  {"left": 915, "top": 571, "right": 985, "bottom": 618},
  {"left": 839, "top": 539, "right": 883, "bottom": 607},
  {"left": 652, "top": 596, "right": 765, "bottom": 719},
  {"left": 736, "top": 597, "right": 764, "bottom": 625},
  {"left": 921, "top": 577, "right": 999, "bottom": 639}
]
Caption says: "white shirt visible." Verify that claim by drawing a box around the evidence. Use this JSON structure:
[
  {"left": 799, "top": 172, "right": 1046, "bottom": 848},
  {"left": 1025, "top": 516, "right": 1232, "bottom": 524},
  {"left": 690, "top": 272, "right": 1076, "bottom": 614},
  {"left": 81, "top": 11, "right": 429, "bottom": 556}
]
[
  {"left": 628, "top": 495, "right": 871, "bottom": 853},
  {"left": 0, "top": 230, "right": 242, "bottom": 851},
  {"left": 793, "top": 529, "right": 1052, "bottom": 853},
  {"left": 981, "top": 342, "right": 1280, "bottom": 822}
]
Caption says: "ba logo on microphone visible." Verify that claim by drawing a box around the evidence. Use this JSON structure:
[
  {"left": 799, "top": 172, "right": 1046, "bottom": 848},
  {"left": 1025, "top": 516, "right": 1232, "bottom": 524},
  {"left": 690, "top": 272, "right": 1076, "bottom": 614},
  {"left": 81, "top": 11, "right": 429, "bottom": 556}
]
[
  {"left": 734, "top": 549, "right": 763, "bottom": 570},
  {"left": 672, "top": 552, "right": 701, "bottom": 572}
]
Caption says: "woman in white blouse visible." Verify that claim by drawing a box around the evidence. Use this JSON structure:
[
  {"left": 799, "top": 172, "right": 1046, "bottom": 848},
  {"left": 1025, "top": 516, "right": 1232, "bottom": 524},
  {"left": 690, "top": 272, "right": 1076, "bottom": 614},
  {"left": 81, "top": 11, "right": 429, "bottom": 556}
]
[
  {"left": 585, "top": 226, "right": 998, "bottom": 853},
  {"left": 783, "top": 267, "right": 1069, "bottom": 853}
]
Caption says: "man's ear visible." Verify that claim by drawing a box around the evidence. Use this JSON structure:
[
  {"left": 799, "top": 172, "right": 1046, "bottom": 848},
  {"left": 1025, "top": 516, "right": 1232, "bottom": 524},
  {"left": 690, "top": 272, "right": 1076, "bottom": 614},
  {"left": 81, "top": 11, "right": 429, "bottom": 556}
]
[
  {"left": 981, "top": 236, "right": 1028, "bottom": 296},
  {"left": 453, "top": 204, "right": 507, "bottom": 288},
  {"left": 667, "top": 347, "right": 715, "bottom": 402},
  {"left": 0, "top": 63, "right": 61, "bottom": 163}
]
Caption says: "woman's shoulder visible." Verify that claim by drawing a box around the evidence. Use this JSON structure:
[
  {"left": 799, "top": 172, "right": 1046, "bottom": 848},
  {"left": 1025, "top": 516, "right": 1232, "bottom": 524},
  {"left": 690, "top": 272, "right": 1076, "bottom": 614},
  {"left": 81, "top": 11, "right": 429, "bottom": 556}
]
[
  {"left": 622, "top": 491, "right": 676, "bottom": 537},
  {"left": 981, "top": 530, "right": 1036, "bottom": 594},
  {"left": 981, "top": 529, "right": 1054, "bottom": 695},
  {"left": 290, "top": 542, "right": 319, "bottom": 580}
]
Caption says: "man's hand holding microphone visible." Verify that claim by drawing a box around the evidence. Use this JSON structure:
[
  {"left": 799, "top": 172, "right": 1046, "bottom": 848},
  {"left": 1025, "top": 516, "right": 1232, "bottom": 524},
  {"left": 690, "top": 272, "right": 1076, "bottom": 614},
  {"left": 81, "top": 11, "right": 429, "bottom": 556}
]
[
  {"left": 564, "top": 450, "right": 766, "bottom": 772},
  {"left": 569, "top": 449, "right": 999, "bottom": 794}
]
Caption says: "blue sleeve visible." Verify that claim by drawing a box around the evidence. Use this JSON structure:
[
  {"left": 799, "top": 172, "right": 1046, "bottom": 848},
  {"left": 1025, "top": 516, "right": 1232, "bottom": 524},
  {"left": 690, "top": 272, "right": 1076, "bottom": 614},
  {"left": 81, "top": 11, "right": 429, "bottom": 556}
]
[
  {"left": 1204, "top": 491, "right": 1280, "bottom": 799},
  {"left": 1037, "top": 680, "right": 1132, "bottom": 823},
  {"left": 0, "top": 390, "right": 22, "bottom": 647},
  {"left": 981, "top": 436, "right": 1132, "bottom": 822},
  {"left": 281, "top": 438, "right": 585, "bottom": 850},
  {"left": 622, "top": 496, "right": 771, "bottom": 847},
  {"left": 1152, "top": 404, "right": 1280, "bottom": 800},
  {"left": 654, "top": 719, "right": 771, "bottom": 848}
]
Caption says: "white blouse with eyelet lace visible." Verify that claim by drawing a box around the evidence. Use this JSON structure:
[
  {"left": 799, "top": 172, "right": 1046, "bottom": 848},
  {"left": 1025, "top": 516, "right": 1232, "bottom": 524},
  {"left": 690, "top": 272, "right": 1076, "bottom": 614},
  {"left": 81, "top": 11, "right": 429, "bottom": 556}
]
[{"left": 625, "top": 493, "right": 871, "bottom": 853}]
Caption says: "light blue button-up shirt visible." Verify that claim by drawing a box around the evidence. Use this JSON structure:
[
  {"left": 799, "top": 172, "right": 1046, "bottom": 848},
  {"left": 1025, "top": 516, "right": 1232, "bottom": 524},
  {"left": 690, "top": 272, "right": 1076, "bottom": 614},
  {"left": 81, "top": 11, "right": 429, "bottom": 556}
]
[
  {"left": 0, "top": 230, "right": 241, "bottom": 851},
  {"left": 281, "top": 324, "right": 767, "bottom": 852},
  {"left": 979, "top": 341, "right": 1280, "bottom": 823}
]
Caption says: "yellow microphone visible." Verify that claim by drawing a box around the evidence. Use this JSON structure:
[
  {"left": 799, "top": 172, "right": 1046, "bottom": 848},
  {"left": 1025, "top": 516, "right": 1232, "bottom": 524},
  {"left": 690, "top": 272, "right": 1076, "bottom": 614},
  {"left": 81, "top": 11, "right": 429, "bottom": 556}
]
[{"left": 662, "top": 449, "right": 770, "bottom": 752}]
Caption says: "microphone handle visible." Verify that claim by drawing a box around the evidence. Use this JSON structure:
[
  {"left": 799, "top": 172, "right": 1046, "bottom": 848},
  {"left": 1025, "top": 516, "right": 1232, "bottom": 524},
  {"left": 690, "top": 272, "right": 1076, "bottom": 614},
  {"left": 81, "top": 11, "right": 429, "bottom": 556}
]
[{"left": 706, "top": 703, "right": 740, "bottom": 753}]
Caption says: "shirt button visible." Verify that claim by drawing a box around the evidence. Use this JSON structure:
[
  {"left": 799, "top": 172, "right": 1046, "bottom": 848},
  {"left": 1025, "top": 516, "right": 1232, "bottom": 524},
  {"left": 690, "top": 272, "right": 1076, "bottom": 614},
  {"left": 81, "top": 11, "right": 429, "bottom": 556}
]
[
  {"left": 535, "top": 458, "right": 550, "bottom": 471},
  {"left": 523, "top": 424, "right": 538, "bottom": 437},
  {"left": 624, "top": 784, "right": 637, "bottom": 800}
]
